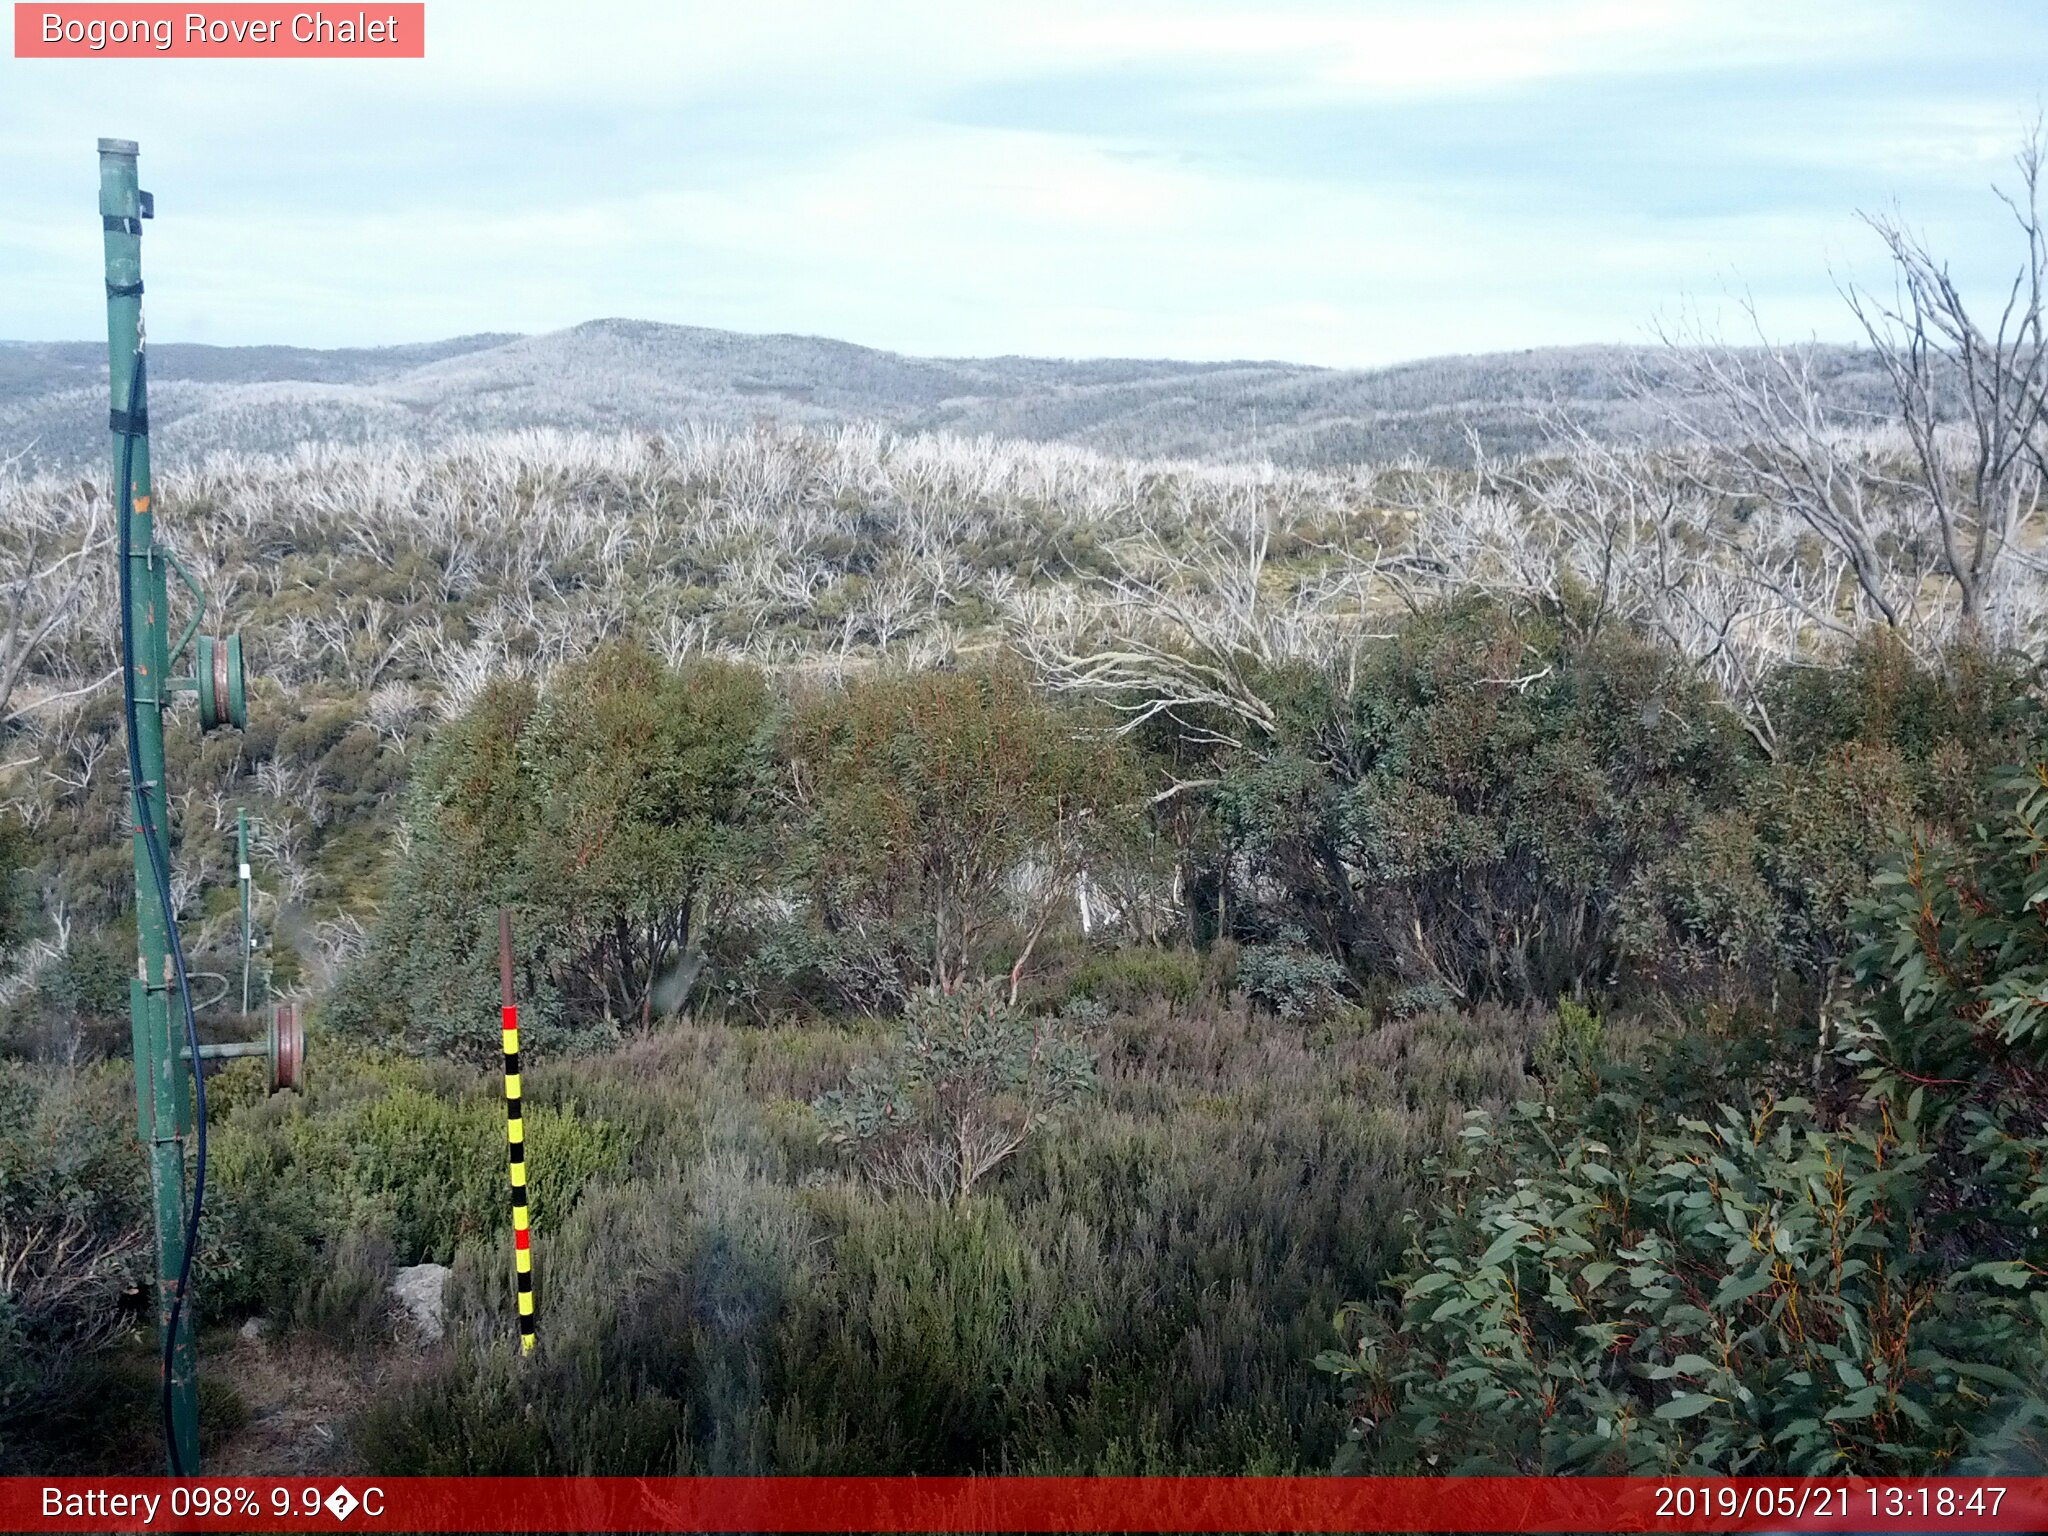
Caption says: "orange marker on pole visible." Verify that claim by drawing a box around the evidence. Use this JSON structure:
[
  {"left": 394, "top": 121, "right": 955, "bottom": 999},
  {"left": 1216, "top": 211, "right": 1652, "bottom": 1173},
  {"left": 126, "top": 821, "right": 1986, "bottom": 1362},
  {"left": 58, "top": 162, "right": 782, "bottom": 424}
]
[{"left": 499, "top": 908, "right": 534, "bottom": 1354}]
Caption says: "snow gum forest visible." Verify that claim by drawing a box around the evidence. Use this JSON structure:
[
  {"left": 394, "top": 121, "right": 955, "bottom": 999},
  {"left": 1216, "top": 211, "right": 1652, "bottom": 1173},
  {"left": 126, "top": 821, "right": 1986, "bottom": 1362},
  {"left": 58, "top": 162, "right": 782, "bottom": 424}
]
[{"left": 3, "top": 151, "right": 2048, "bottom": 1478}]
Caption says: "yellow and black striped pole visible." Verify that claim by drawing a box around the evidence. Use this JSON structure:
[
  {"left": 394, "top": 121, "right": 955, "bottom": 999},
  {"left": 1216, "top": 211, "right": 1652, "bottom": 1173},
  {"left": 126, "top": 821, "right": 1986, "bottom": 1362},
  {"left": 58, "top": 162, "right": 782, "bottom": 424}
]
[{"left": 498, "top": 909, "right": 535, "bottom": 1354}]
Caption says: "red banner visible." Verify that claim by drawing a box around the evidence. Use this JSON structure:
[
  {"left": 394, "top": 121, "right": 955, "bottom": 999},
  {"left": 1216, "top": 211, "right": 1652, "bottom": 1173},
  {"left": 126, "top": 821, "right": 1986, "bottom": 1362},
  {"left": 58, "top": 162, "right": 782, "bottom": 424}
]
[
  {"left": 3, "top": 1477, "right": 2045, "bottom": 1533},
  {"left": 13, "top": 5, "right": 425, "bottom": 58}
]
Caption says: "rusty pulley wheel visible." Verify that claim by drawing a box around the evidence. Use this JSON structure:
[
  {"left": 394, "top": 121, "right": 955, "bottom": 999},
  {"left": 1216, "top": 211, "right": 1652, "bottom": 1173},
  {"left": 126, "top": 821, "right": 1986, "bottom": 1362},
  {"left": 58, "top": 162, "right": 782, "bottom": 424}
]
[
  {"left": 195, "top": 632, "right": 248, "bottom": 731},
  {"left": 269, "top": 1001, "right": 304, "bottom": 1093}
]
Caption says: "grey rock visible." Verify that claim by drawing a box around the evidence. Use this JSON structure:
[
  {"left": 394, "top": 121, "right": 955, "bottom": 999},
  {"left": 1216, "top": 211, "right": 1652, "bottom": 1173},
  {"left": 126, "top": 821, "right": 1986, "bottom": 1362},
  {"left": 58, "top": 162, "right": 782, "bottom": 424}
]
[{"left": 389, "top": 1262, "right": 452, "bottom": 1343}]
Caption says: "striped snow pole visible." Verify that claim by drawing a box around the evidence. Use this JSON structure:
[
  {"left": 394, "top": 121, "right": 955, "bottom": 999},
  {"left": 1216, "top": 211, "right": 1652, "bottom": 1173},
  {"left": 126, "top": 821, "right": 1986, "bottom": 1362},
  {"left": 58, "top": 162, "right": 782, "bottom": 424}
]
[{"left": 499, "top": 909, "right": 535, "bottom": 1355}]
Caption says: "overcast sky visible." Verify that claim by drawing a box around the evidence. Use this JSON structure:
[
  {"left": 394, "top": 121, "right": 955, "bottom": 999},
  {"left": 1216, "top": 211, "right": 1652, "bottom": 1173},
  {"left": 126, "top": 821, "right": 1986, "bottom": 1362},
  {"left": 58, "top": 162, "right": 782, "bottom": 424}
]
[{"left": 3, "top": 0, "right": 2044, "bottom": 365}]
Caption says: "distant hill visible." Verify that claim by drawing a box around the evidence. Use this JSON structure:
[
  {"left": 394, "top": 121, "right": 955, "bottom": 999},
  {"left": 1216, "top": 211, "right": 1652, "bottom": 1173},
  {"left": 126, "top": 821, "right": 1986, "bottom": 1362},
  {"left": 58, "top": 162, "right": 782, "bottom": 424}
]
[{"left": 0, "top": 319, "right": 1898, "bottom": 473}]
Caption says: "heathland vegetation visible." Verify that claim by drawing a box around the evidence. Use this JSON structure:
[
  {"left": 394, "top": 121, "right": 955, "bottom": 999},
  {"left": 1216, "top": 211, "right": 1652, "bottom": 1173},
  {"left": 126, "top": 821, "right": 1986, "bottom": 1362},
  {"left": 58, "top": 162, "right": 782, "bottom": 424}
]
[{"left": 2, "top": 147, "right": 2047, "bottom": 1476}]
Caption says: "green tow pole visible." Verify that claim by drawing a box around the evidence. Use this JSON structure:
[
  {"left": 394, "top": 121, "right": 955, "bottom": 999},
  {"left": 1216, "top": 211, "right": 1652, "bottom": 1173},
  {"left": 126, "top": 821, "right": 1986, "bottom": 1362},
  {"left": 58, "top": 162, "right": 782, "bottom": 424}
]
[
  {"left": 100, "top": 134, "right": 293, "bottom": 1475},
  {"left": 100, "top": 135, "right": 201, "bottom": 1475},
  {"left": 102, "top": 135, "right": 293, "bottom": 1478}
]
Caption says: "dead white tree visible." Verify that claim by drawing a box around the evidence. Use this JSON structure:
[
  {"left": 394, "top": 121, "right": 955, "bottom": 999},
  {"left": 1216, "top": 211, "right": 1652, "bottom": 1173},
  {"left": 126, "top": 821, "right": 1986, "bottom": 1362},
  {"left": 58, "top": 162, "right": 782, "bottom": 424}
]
[
  {"left": 1844, "top": 127, "right": 2048, "bottom": 637},
  {"left": 43, "top": 732, "right": 112, "bottom": 799},
  {"left": 1387, "top": 408, "right": 1869, "bottom": 755},
  {"left": 1659, "top": 129, "right": 2048, "bottom": 652},
  {"left": 366, "top": 681, "right": 427, "bottom": 748},
  {"left": 1016, "top": 492, "right": 1287, "bottom": 751},
  {"left": 1656, "top": 312, "right": 1927, "bottom": 637},
  {"left": 0, "top": 469, "right": 109, "bottom": 729}
]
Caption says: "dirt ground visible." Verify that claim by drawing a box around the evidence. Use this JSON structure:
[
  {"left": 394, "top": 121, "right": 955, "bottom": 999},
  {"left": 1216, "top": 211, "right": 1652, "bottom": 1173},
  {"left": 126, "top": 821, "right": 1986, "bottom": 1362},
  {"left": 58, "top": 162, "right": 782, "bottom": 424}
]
[{"left": 200, "top": 1329, "right": 379, "bottom": 1476}]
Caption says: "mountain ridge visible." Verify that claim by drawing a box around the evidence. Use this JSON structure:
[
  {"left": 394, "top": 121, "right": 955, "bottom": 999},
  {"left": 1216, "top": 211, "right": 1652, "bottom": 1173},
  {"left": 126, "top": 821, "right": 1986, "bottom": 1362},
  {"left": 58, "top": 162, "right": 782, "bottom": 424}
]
[{"left": 0, "top": 317, "right": 1893, "bottom": 472}]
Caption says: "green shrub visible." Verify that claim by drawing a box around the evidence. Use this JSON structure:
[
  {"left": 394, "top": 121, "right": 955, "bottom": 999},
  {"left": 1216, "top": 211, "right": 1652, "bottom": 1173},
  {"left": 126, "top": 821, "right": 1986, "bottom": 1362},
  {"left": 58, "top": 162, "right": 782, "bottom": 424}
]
[
  {"left": 292, "top": 1229, "right": 396, "bottom": 1346},
  {"left": 1324, "top": 743, "right": 2048, "bottom": 1476},
  {"left": 1378, "top": 980, "right": 1460, "bottom": 1019},
  {"left": 1325, "top": 1093, "right": 2047, "bottom": 1473},
  {"left": 332, "top": 644, "right": 774, "bottom": 1055},
  {"left": 518, "top": 645, "right": 774, "bottom": 1027},
  {"left": 778, "top": 1195, "right": 1106, "bottom": 1469},
  {"left": 1619, "top": 636, "right": 2043, "bottom": 999},
  {"left": 199, "top": 1047, "right": 624, "bottom": 1326},
  {"left": 3, "top": 934, "right": 132, "bottom": 1062},
  {"left": 814, "top": 984, "right": 1097, "bottom": 1206},
  {"left": 355, "top": 996, "right": 1528, "bottom": 1475},
  {"left": 1235, "top": 943, "right": 1349, "bottom": 1020},
  {"left": 341, "top": 1086, "right": 622, "bottom": 1263},
  {"left": 1765, "top": 632, "right": 2042, "bottom": 780},
  {"left": 1534, "top": 995, "right": 1604, "bottom": 1088},
  {"left": 715, "top": 917, "right": 908, "bottom": 1020},
  {"left": 0, "top": 1062, "right": 149, "bottom": 1468},
  {"left": 1064, "top": 945, "right": 1205, "bottom": 1015},
  {"left": 322, "top": 677, "right": 541, "bottom": 1054},
  {"left": 1847, "top": 756, "right": 2048, "bottom": 1092},
  {"left": 1212, "top": 599, "right": 1756, "bottom": 1007},
  {"left": 783, "top": 666, "right": 1139, "bottom": 996},
  {"left": 0, "top": 809, "right": 29, "bottom": 966},
  {"left": 196, "top": 1109, "right": 329, "bottom": 1322}
]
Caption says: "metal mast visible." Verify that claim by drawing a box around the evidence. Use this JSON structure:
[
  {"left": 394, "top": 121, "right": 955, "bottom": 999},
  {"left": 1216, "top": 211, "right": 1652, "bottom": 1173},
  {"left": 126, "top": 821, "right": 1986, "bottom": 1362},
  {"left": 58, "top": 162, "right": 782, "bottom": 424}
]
[
  {"left": 101, "top": 136, "right": 293, "bottom": 1476},
  {"left": 100, "top": 134, "right": 200, "bottom": 1473}
]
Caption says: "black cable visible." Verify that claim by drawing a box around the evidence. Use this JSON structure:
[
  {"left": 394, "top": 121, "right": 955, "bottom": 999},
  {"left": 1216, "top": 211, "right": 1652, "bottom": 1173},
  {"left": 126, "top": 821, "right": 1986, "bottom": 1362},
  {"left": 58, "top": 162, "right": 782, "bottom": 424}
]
[{"left": 114, "top": 350, "right": 208, "bottom": 1476}]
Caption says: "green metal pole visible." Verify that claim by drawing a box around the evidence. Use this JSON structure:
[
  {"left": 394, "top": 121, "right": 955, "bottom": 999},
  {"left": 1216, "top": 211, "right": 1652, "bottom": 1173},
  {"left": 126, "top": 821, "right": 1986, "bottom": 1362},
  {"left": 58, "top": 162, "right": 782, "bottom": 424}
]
[
  {"left": 101, "top": 136, "right": 200, "bottom": 1476},
  {"left": 238, "top": 808, "right": 251, "bottom": 1015}
]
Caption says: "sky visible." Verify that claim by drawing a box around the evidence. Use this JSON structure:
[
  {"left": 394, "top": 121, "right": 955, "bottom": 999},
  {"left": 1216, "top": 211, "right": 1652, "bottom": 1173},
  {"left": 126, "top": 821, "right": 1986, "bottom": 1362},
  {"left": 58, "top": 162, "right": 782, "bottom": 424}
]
[{"left": 2, "top": 0, "right": 2045, "bottom": 366}]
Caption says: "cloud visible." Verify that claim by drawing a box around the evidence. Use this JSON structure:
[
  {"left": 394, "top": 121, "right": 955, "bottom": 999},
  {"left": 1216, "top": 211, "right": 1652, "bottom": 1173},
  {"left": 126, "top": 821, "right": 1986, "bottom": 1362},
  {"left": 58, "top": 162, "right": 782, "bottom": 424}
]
[
  {"left": 1, "top": 0, "right": 2041, "bottom": 360},
  {"left": 1041, "top": 0, "right": 1909, "bottom": 102}
]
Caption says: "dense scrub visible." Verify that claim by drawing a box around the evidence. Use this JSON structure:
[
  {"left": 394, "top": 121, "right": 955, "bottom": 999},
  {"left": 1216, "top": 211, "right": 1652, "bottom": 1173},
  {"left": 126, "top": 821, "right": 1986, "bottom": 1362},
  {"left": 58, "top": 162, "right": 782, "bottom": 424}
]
[
  {"left": 0, "top": 1061, "right": 149, "bottom": 1462},
  {"left": 320, "top": 613, "right": 2042, "bottom": 1052},
  {"left": 1321, "top": 751, "right": 2048, "bottom": 1474},
  {"left": 347, "top": 987, "right": 1538, "bottom": 1474},
  {"left": 2, "top": 587, "right": 2044, "bottom": 1474}
]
